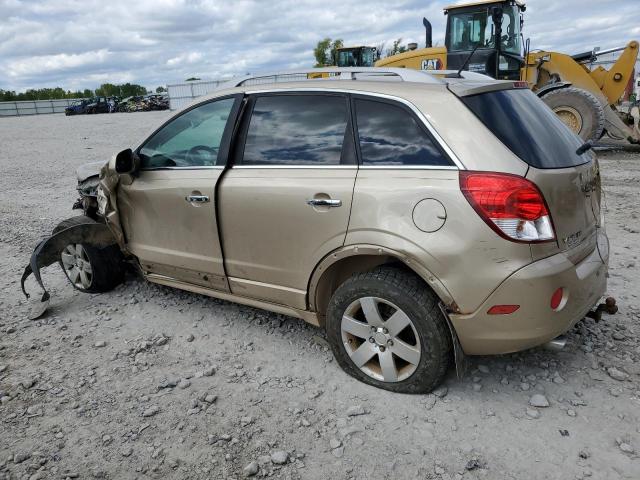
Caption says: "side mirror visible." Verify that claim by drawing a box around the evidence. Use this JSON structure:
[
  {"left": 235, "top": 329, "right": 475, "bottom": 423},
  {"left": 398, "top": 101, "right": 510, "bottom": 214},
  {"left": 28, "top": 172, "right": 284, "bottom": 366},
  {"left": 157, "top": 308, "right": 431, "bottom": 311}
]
[{"left": 114, "top": 148, "right": 138, "bottom": 174}]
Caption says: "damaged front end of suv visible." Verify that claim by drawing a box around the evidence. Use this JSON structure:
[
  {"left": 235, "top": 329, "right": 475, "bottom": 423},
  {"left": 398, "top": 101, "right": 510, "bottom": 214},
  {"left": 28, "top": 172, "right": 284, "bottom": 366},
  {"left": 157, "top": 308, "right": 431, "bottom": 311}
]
[{"left": 21, "top": 152, "right": 130, "bottom": 318}]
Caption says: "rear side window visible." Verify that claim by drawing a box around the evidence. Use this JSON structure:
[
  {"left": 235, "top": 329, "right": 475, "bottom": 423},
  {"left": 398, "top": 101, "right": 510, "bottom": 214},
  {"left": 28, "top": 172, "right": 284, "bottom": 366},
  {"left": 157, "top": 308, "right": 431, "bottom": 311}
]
[
  {"left": 354, "top": 98, "right": 452, "bottom": 167},
  {"left": 461, "top": 89, "right": 590, "bottom": 169},
  {"left": 241, "top": 95, "right": 349, "bottom": 166}
]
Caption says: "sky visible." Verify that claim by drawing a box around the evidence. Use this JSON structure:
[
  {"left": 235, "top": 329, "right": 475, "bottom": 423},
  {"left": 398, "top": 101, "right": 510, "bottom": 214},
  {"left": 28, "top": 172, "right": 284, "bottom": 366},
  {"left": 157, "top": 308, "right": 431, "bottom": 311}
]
[{"left": 1, "top": 0, "right": 640, "bottom": 92}]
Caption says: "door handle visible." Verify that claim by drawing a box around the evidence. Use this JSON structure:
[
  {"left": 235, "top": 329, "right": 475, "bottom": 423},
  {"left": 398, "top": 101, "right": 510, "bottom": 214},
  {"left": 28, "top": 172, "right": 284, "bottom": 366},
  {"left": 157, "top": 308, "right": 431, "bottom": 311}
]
[
  {"left": 186, "top": 194, "right": 210, "bottom": 203},
  {"left": 306, "top": 198, "right": 342, "bottom": 207}
]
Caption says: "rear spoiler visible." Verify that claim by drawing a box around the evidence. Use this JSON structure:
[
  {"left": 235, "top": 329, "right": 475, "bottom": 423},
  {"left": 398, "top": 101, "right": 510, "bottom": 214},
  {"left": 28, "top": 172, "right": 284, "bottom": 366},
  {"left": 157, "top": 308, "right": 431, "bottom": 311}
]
[{"left": 446, "top": 79, "right": 528, "bottom": 98}]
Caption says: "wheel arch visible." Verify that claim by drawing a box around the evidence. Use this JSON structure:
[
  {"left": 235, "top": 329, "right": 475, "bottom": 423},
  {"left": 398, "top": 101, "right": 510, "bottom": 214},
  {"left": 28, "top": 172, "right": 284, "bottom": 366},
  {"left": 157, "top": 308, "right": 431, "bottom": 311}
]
[{"left": 308, "top": 244, "right": 457, "bottom": 326}]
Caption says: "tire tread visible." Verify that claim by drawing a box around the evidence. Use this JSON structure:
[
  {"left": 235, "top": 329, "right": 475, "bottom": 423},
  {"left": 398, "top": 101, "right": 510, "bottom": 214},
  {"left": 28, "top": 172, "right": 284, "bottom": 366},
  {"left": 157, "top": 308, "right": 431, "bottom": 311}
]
[
  {"left": 326, "top": 266, "right": 451, "bottom": 393},
  {"left": 542, "top": 86, "right": 605, "bottom": 141}
]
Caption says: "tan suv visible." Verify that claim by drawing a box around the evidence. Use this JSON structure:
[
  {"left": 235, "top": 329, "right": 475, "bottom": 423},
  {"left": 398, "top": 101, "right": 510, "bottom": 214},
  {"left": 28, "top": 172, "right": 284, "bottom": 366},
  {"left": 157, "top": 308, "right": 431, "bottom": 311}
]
[{"left": 22, "top": 68, "right": 609, "bottom": 393}]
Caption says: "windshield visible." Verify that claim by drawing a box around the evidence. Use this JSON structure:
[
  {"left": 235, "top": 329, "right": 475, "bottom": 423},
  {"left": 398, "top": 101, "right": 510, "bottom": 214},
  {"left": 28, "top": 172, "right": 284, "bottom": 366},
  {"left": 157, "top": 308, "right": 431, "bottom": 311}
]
[
  {"left": 448, "top": 5, "right": 521, "bottom": 54},
  {"left": 338, "top": 50, "right": 358, "bottom": 67},
  {"left": 360, "top": 48, "right": 375, "bottom": 67}
]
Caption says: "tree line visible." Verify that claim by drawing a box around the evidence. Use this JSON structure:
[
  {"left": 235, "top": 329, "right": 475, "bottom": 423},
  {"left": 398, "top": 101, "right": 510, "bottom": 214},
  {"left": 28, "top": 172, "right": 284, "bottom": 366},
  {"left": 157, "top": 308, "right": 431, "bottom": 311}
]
[{"left": 0, "top": 83, "right": 166, "bottom": 102}]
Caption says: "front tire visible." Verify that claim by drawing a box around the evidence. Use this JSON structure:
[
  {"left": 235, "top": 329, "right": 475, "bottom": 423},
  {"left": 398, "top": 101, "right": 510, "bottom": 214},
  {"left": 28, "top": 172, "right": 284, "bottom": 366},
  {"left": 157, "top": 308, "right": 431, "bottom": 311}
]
[
  {"left": 53, "top": 216, "right": 124, "bottom": 293},
  {"left": 326, "top": 267, "right": 451, "bottom": 393}
]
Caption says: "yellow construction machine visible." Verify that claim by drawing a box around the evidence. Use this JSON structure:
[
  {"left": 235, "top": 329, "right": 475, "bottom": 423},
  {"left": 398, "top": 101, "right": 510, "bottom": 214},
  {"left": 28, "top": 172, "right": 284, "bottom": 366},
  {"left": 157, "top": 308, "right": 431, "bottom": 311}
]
[
  {"left": 308, "top": 46, "right": 379, "bottom": 79},
  {"left": 335, "top": 46, "right": 378, "bottom": 67},
  {"left": 376, "top": 0, "right": 640, "bottom": 143}
]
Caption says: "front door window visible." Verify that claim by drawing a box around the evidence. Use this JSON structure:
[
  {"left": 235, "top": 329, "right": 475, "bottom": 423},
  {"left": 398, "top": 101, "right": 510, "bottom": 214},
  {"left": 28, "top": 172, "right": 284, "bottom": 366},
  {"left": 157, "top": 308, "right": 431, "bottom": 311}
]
[{"left": 139, "top": 98, "right": 235, "bottom": 168}]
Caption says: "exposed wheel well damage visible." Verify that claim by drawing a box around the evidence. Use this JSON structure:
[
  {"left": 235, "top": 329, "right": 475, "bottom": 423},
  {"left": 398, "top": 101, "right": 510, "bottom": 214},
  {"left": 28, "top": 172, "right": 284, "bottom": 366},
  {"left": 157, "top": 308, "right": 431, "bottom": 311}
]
[
  {"left": 309, "top": 246, "right": 457, "bottom": 327},
  {"left": 21, "top": 218, "right": 119, "bottom": 303}
]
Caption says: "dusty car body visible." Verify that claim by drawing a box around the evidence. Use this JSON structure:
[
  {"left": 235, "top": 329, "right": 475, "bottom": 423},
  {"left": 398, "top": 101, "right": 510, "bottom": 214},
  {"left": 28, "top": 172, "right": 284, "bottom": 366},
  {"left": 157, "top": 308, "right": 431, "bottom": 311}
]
[{"left": 24, "top": 68, "right": 610, "bottom": 393}]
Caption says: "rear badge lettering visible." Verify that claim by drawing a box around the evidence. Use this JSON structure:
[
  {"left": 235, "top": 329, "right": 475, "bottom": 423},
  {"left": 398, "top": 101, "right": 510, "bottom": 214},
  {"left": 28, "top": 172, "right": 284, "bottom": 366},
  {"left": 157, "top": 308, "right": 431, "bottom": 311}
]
[{"left": 564, "top": 231, "right": 583, "bottom": 249}]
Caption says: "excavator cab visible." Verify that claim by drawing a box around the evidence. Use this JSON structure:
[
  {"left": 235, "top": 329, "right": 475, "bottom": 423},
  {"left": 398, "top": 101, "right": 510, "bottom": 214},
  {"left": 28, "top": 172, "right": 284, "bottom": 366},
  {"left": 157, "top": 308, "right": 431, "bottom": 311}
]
[
  {"left": 444, "top": 0, "right": 525, "bottom": 80},
  {"left": 336, "top": 46, "right": 378, "bottom": 67}
]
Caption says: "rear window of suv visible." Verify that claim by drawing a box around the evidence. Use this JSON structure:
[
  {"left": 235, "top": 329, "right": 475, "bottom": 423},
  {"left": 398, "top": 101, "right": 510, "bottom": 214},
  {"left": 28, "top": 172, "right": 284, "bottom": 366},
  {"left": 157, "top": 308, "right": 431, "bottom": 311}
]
[{"left": 461, "top": 88, "right": 591, "bottom": 169}]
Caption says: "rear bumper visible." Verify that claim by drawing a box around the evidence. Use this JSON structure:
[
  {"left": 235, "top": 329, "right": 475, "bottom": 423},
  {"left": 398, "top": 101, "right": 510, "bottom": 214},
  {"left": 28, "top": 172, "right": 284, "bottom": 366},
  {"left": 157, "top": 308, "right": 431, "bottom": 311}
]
[{"left": 449, "top": 230, "right": 609, "bottom": 355}]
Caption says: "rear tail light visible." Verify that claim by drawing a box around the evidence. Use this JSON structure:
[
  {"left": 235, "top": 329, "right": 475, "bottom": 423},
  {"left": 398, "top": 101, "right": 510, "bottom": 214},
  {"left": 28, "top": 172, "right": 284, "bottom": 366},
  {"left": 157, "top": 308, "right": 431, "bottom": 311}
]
[{"left": 460, "top": 171, "right": 555, "bottom": 243}]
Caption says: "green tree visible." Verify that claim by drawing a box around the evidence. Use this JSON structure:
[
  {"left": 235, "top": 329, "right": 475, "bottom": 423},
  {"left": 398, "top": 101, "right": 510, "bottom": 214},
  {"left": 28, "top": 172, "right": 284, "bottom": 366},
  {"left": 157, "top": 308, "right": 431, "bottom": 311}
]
[
  {"left": 119, "top": 83, "right": 147, "bottom": 97},
  {"left": 314, "top": 38, "right": 331, "bottom": 66},
  {"left": 0, "top": 83, "right": 144, "bottom": 101},
  {"left": 313, "top": 38, "right": 344, "bottom": 67},
  {"left": 156, "top": 86, "right": 167, "bottom": 93},
  {"left": 185, "top": 77, "right": 201, "bottom": 82},
  {"left": 95, "top": 83, "right": 119, "bottom": 97},
  {"left": 94, "top": 83, "right": 147, "bottom": 97},
  {"left": 385, "top": 38, "right": 407, "bottom": 57}
]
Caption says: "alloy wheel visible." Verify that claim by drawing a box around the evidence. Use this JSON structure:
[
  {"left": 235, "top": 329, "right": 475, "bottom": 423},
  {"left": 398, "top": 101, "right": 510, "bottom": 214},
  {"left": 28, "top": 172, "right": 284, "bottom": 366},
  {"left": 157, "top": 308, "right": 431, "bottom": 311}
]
[
  {"left": 341, "top": 296, "right": 421, "bottom": 382},
  {"left": 61, "top": 244, "right": 93, "bottom": 289}
]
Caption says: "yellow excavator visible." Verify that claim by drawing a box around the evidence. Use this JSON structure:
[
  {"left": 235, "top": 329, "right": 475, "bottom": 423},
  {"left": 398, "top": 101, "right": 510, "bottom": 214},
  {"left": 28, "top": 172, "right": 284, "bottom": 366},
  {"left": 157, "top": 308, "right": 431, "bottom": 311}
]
[{"left": 375, "top": 0, "right": 640, "bottom": 144}]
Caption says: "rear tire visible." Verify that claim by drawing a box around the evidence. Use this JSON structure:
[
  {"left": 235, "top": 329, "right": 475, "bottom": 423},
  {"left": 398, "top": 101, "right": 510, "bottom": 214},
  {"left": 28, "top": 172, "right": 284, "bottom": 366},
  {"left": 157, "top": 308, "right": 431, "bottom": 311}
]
[
  {"left": 53, "top": 216, "right": 124, "bottom": 293},
  {"left": 326, "top": 267, "right": 451, "bottom": 393},
  {"left": 541, "top": 86, "right": 605, "bottom": 141}
]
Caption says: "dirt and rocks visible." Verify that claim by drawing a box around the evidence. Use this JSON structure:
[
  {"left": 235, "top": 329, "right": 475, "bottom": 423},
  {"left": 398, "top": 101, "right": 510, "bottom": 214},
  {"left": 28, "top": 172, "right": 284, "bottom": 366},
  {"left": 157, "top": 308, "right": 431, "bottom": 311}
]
[{"left": 0, "top": 112, "right": 639, "bottom": 480}]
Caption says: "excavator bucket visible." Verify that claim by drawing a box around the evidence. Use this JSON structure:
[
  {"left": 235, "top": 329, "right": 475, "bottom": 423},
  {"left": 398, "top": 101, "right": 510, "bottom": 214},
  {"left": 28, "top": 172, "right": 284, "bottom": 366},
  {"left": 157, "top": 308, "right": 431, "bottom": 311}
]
[{"left": 603, "top": 105, "right": 640, "bottom": 143}]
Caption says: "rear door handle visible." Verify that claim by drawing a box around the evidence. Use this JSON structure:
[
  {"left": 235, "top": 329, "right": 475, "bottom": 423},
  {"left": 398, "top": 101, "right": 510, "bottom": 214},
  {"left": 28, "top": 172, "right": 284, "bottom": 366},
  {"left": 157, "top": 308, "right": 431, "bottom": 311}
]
[
  {"left": 306, "top": 198, "right": 342, "bottom": 207},
  {"left": 186, "top": 194, "right": 210, "bottom": 203}
]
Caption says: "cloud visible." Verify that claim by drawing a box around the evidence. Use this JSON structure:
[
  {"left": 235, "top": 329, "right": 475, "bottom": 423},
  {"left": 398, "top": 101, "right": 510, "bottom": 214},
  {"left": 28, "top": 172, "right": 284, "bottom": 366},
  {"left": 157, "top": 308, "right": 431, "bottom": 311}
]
[
  {"left": 0, "top": 0, "right": 638, "bottom": 91},
  {"left": 7, "top": 50, "right": 111, "bottom": 77},
  {"left": 166, "top": 52, "right": 204, "bottom": 67}
]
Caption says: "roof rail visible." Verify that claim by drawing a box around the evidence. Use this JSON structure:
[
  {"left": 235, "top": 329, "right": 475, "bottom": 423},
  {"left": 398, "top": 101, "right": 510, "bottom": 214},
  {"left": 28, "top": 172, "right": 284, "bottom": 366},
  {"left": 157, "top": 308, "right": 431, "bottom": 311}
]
[{"left": 219, "top": 67, "right": 450, "bottom": 89}]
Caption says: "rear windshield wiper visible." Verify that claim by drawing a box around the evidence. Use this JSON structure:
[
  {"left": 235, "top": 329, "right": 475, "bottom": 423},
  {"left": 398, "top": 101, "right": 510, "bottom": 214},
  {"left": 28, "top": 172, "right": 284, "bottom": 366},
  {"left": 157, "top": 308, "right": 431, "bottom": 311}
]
[{"left": 576, "top": 141, "right": 593, "bottom": 156}]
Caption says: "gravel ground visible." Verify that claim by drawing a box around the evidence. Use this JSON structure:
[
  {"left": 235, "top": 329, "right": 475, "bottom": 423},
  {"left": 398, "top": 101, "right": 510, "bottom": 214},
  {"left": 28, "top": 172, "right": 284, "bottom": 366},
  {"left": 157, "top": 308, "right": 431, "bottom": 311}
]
[{"left": 0, "top": 112, "right": 639, "bottom": 480}]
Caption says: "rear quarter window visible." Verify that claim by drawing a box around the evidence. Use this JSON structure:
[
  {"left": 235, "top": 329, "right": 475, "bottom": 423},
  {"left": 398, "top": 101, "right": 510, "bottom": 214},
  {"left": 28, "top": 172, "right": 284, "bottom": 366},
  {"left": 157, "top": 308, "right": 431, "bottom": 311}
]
[
  {"left": 461, "top": 88, "right": 591, "bottom": 169},
  {"left": 354, "top": 98, "right": 453, "bottom": 167}
]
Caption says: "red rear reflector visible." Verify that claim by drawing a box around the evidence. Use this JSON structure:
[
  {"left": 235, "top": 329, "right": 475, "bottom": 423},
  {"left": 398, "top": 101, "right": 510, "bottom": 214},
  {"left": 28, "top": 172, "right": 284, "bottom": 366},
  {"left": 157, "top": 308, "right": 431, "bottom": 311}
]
[
  {"left": 550, "top": 288, "right": 564, "bottom": 310},
  {"left": 487, "top": 305, "right": 520, "bottom": 315},
  {"left": 459, "top": 171, "right": 555, "bottom": 243}
]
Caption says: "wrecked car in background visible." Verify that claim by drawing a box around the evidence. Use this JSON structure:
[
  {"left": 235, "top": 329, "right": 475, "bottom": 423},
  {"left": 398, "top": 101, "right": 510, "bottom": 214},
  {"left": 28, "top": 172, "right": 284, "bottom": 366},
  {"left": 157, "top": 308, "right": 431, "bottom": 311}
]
[
  {"left": 117, "top": 94, "right": 169, "bottom": 112},
  {"left": 64, "top": 94, "right": 168, "bottom": 116},
  {"left": 64, "top": 96, "right": 112, "bottom": 115},
  {"left": 23, "top": 68, "right": 615, "bottom": 393}
]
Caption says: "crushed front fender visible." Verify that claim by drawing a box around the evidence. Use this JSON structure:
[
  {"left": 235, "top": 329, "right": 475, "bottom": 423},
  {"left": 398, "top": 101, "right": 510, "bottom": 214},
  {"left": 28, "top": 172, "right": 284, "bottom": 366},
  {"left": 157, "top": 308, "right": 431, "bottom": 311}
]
[{"left": 21, "top": 221, "right": 118, "bottom": 302}]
